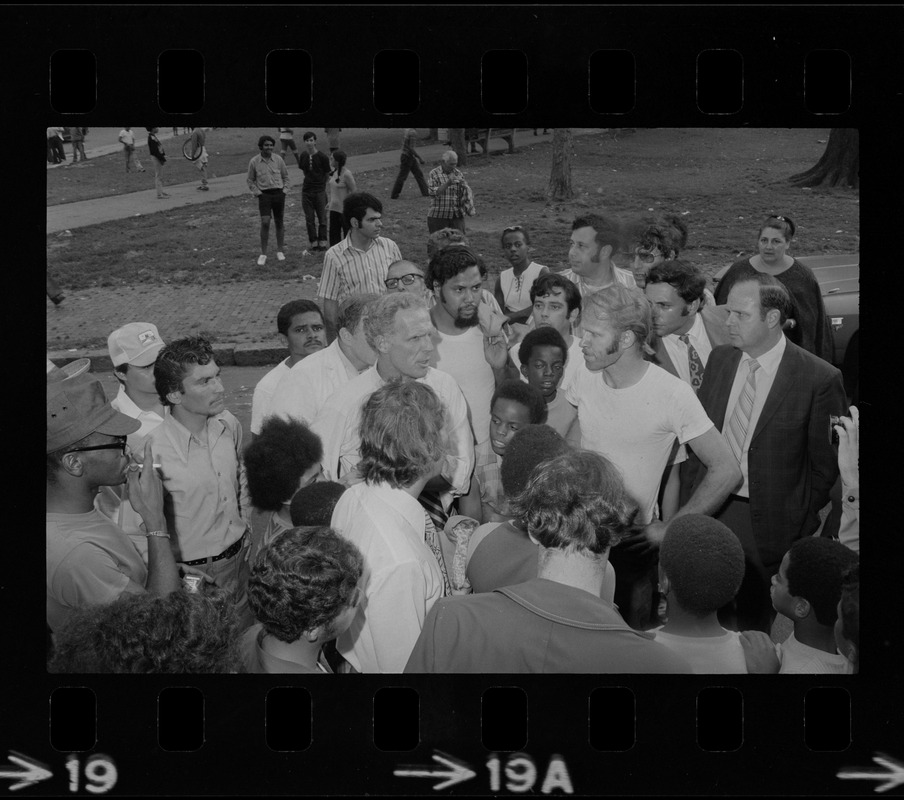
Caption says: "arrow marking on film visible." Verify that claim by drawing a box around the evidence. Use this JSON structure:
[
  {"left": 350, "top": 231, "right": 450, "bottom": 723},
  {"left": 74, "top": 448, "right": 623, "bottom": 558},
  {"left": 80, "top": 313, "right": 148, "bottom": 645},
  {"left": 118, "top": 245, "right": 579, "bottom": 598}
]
[
  {"left": 394, "top": 750, "right": 476, "bottom": 791},
  {"left": 838, "top": 753, "right": 904, "bottom": 793},
  {"left": 0, "top": 752, "right": 53, "bottom": 792}
]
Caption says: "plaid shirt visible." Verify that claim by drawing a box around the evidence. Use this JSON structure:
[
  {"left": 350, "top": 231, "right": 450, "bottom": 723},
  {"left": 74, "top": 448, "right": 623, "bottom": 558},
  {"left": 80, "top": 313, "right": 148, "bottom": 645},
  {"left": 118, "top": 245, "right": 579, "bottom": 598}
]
[
  {"left": 427, "top": 166, "right": 476, "bottom": 219},
  {"left": 318, "top": 235, "right": 402, "bottom": 302}
]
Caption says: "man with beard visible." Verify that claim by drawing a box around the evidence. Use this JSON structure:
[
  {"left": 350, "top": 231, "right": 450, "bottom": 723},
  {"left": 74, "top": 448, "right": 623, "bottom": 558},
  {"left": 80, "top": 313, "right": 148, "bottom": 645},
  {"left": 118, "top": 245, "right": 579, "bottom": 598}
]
[{"left": 426, "top": 246, "right": 510, "bottom": 452}]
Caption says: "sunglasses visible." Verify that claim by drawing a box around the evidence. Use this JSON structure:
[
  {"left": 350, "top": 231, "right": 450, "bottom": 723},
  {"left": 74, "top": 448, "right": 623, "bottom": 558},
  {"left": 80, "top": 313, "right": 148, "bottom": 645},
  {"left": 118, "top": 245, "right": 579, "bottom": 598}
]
[
  {"left": 634, "top": 249, "right": 662, "bottom": 265},
  {"left": 384, "top": 273, "right": 423, "bottom": 289},
  {"left": 68, "top": 437, "right": 129, "bottom": 456}
]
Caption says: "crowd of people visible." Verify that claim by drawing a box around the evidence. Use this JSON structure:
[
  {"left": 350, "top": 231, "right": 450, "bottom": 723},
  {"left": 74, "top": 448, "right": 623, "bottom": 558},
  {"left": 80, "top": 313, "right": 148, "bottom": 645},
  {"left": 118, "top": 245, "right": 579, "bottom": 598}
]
[{"left": 46, "top": 189, "right": 860, "bottom": 674}]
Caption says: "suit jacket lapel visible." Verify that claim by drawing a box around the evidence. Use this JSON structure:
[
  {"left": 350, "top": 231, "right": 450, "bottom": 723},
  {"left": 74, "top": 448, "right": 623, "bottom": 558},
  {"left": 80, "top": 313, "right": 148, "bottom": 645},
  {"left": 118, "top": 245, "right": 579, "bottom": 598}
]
[
  {"left": 752, "top": 343, "right": 796, "bottom": 439},
  {"left": 650, "top": 336, "right": 679, "bottom": 378},
  {"left": 702, "top": 346, "right": 741, "bottom": 431}
]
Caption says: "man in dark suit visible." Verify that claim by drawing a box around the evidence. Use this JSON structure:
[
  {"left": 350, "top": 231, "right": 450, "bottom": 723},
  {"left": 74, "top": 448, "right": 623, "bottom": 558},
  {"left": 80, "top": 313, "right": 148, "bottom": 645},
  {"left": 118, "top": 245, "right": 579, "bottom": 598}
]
[
  {"left": 645, "top": 260, "right": 731, "bottom": 384},
  {"left": 682, "top": 273, "right": 846, "bottom": 632}
]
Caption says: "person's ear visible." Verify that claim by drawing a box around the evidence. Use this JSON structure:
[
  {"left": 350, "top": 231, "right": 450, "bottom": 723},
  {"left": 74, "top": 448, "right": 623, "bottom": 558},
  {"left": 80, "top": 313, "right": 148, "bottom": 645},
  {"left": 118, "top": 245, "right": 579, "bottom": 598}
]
[
  {"left": 303, "top": 626, "right": 325, "bottom": 643},
  {"left": 519, "top": 362, "right": 529, "bottom": 380},
  {"left": 60, "top": 452, "right": 86, "bottom": 478},
  {"left": 166, "top": 389, "right": 184, "bottom": 406},
  {"left": 599, "top": 243, "right": 613, "bottom": 261},
  {"left": 568, "top": 308, "right": 580, "bottom": 326},
  {"left": 279, "top": 332, "right": 289, "bottom": 349},
  {"left": 792, "top": 596, "right": 811, "bottom": 621}
]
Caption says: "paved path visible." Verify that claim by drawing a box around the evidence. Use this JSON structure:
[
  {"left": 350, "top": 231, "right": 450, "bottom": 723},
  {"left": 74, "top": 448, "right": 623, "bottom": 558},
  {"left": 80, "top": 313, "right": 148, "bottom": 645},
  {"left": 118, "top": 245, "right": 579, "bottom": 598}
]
[{"left": 46, "top": 130, "right": 570, "bottom": 367}]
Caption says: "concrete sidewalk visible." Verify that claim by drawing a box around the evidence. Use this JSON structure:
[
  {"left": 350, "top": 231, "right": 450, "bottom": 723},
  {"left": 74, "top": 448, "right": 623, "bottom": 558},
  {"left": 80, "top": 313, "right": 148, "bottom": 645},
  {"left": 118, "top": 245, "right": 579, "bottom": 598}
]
[{"left": 47, "top": 130, "right": 569, "bottom": 370}]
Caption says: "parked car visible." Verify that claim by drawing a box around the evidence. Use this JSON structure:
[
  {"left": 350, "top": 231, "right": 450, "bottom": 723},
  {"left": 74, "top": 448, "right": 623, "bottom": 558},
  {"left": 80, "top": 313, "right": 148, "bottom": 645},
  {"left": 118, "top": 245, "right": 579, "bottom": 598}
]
[{"left": 713, "top": 253, "right": 859, "bottom": 401}]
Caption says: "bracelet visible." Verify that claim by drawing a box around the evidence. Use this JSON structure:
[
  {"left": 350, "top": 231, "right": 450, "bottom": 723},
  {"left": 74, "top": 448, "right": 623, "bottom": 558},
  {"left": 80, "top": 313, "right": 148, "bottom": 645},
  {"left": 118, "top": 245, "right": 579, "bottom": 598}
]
[{"left": 145, "top": 530, "right": 170, "bottom": 539}]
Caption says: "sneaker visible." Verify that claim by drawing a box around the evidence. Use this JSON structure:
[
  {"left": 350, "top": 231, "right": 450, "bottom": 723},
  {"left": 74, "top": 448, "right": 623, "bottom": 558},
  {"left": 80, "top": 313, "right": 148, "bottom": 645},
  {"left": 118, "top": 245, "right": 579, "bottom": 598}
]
[
  {"left": 319, "top": 240, "right": 329, "bottom": 250},
  {"left": 50, "top": 294, "right": 65, "bottom": 306},
  {"left": 197, "top": 185, "right": 209, "bottom": 191},
  {"left": 276, "top": 251, "right": 286, "bottom": 262},
  {"left": 257, "top": 255, "right": 267, "bottom": 266}
]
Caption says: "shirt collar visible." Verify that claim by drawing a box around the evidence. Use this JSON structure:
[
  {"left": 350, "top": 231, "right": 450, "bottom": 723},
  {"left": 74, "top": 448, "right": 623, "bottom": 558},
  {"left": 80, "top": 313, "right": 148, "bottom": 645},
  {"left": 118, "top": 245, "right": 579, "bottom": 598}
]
[
  {"left": 665, "top": 311, "right": 706, "bottom": 344},
  {"left": 163, "top": 413, "right": 229, "bottom": 457},
  {"left": 741, "top": 333, "right": 786, "bottom": 377},
  {"left": 114, "top": 385, "right": 166, "bottom": 421}
]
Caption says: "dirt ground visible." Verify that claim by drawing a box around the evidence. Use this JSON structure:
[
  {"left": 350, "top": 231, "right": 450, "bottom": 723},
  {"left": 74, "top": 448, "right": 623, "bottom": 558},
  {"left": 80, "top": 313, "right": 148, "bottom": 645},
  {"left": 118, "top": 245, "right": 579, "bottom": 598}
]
[{"left": 47, "top": 126, "right": 859, "bottom": 306}]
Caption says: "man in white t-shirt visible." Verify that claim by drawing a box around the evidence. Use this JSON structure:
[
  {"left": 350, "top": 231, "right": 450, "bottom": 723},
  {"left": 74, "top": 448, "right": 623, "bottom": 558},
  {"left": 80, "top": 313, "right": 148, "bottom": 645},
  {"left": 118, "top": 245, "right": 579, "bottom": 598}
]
[
  {"left": 118, "top": 126, "right": 145, "bottom": 173},
  {"left": 562, "top": 285, "right": 739, "bottom": 628},
  {"left": 250, "top": 300, "right": 326, "bottom": 437},
  {"left": 425, "top": 246, "right": 509, "bottom": 449}
]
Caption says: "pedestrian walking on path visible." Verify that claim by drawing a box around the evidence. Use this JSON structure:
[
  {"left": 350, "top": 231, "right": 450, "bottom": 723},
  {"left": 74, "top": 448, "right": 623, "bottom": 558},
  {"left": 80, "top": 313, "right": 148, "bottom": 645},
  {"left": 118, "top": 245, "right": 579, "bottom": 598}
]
[
  {"left": 188, "top": 127, "right": 209, "bottom": 190},
  {"left": 147, "top": 127, "right": 170, "bottom": 198},
  {"left": 390, "top": 128, "right": 429, "bottom": 199},
  {"left": 118, "top": 127, "right": 145, "bottom": 173},
  {"left": 247, "top": 134, "right": 290, "bottom": 266},
  {"left": 70, "top": 127, "right": 88, "bottom": 163}
]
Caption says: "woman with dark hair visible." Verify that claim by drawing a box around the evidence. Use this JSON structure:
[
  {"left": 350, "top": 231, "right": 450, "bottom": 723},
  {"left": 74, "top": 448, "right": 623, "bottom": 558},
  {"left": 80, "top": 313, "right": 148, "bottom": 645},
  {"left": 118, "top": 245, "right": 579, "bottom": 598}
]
[
  {"left": 327, "top": 150, "right": 356, "bottom": 246},
  {"left": 714, "top": 214, "right": 833, "bottom": 362}
]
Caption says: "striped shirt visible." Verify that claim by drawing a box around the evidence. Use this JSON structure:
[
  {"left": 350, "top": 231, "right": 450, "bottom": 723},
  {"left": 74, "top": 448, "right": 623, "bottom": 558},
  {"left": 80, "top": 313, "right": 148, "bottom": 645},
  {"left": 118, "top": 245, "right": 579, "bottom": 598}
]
[
  {"left": 427, "top": 166, "right": 475, "bottom": 219},
  {"left": 247, "top": 153, "right": 290, "bottom": 193},
  {"left": 318, "top": 235, "right": 402, "bottom": 302},
  {"left": 474, "top": 439, "right": 509, "bottom": 518}
]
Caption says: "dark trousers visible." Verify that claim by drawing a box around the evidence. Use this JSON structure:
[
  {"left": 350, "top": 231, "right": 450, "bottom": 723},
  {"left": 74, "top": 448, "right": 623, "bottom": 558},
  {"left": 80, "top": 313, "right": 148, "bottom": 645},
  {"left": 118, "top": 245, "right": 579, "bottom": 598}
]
[
  {"left": 329, "top": 210, "right": 348, "bottom": 247},
  {"left": 713, "top": 495, "right": 775, "bottom": 633},
  {"left": 392, "top": 156, "right": 429, "bottom": 198},
  {"left": 302, "top": 190, "right": 327, "bottom": 244}
]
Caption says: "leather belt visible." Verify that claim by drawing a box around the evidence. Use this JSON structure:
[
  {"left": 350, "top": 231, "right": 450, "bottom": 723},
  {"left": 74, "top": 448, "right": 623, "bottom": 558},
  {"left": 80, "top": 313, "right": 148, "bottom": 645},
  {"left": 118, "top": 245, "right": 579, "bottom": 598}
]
[{"left": 179, "top": 532, "right": 246, "bottom": 566}]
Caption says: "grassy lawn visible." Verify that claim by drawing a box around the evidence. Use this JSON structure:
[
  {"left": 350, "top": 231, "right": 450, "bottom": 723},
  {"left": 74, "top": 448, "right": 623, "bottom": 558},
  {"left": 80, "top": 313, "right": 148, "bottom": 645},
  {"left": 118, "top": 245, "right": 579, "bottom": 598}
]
[
  {"left": 46, "top": 128, "right": 408, "bottom": 206},
  {"left": 47, "top": 128, "right": 860, "bottom": 294}
]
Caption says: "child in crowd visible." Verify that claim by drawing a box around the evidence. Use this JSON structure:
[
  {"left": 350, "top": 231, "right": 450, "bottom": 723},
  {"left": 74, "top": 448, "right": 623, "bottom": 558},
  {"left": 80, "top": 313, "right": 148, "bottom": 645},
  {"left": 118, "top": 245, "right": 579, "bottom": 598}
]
[
  {"left": 517, "top": 327, "right": 580, "bottom": 445},
  {"left": 494, "top": 225, "right": 548, "bottom": 326},
  {"left": 290, "top": 480, "right": 347, "bottom": 528},
  {"left": 458, "top": 380, "right": 547, "bottom": 523},
  {"left": 741, "top": 538, "right": 859, "bottom": 674},
  {"left": 835, "top": 563, "right": 859, "bottom": 673},
  {"left": 244, "top": 416, "right": 325, "bottom": 561},
  {"left": 242, "top": 526, "right": 364, "bottom": 674},
  {"left": 651, "top": 515, "right": 748, "bottom": 673}
]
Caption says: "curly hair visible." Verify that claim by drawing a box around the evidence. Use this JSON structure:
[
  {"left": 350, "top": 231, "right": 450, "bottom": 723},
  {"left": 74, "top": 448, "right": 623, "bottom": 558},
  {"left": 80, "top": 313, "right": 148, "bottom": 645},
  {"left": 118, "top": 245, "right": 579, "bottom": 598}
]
[
  {"left": 628, "top": 214, "right": 689, "bottom": 259},
  {"left": 529, "top": 272, "right": 581, "bottom": 315},
  {"left": 154, "top": 335, "right": 215, "bottom": 406},
  {"left": 839, "top": 562, "right": 859, "bottom": 652},
  {"left": 48, "top": 588, "right": 243, "bottom": 673},
  {"left": 659, "top": 515, "right": 745, "bottom": 617},
  {"left": 645, "top": 259, "right": 708, "bottom": 306},
  {"left": 257, "top": 135, "right": 275, "bottom": 149},
  {"left": 786, "top": 538, "right": 859, "bottom": 626},
  {"left": 247, "top": 526, "right": 363, "bottom": 643},
  {"left": 276, "top": 299, "right": 322, "bottom": 335},
  {"left": 509, "top": 449, "right": 636, "bottom": 554},
  {"left": 491, "top": 380, "right": 548, "bottom": 426},
  {"left": 363, "top": 292, "right": 427, "bottom": 351},
  {"left": 500, "top": 424, "right": 570, "bottom": 498},
  {"left": 426, "top": 227, "right": 470, "bottom": 259},
  {"left": 244, "top": 417, "right": 323, "bottom": 511},
  {"left": 290, "top": 481, "right": 347, "bottom": 527},
  {"left": 358, "top": 379, "right": 445, "bottom": 488},
  {"left": 424, "top": 245, "right": 487, "bottom": 291},
  {"left": 583, "top": 284, "right": 654, "bottom": 354},
  {"left": 518, "top": 326, "right": 569, "bottom": 369}
]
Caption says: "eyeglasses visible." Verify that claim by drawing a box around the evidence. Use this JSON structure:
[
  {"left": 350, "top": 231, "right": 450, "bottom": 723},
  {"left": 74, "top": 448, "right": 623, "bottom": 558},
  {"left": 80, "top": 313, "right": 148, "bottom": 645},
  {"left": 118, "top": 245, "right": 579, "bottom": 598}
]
[
  {"left": 68, "top": 437, "right": 129, "bottom": 456},
  {"left": 384, "top": 273, "right": 424, "bottom": 289},
  {"left": 634, "top": 249, "right": 662, "bottom": 265}
]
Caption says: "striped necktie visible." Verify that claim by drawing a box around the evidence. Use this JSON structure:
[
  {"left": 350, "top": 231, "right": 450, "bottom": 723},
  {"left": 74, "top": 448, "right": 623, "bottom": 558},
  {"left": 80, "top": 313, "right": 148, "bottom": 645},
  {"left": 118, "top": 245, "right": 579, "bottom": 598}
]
[
  {"left": 423, "top": 511, "right": 451, "bottom": 597},
  {"left": 724, "top": 359, "right": 760, "bottom": 464},
  {"left": 679, "top": 334, "right": 705, "bottom": 391}
]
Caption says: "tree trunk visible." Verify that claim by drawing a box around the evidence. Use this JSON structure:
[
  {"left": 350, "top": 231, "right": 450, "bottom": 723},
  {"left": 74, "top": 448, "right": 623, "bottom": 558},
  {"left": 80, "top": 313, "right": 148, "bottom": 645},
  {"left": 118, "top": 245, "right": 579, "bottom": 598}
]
[
  {"left": 789, "top": 128, "right": 859, "bottom": 189},
  {"left": 424, "top": 127, "right": 438, "bottom": 142},
  {"left": 547, "top": 128, "right": 573, "bottom": 201},
  {"left": 448, "top": 128, "right": 467, "bottom": 167}
]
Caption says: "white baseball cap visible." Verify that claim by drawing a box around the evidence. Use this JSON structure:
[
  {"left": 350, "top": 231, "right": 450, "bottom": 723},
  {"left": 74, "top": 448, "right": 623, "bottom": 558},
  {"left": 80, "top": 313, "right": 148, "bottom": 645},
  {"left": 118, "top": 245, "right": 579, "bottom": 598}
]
[{"left": 107, "top": 323, "right": 165, "bottom": 367}]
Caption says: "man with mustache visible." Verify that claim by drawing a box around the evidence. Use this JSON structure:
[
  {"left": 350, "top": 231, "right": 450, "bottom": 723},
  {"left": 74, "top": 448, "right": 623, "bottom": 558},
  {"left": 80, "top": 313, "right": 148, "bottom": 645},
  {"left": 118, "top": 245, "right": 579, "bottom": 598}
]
[{"left": 426, "top": 246, "right": 510, "bottom": 454}]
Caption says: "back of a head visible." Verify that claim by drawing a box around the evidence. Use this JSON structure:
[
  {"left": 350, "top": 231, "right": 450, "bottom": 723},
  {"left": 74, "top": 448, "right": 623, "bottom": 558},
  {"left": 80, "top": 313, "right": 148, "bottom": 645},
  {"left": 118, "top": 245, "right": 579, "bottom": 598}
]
[
  {"left": 786, "top": 538, "right": 859, "bottom": 627},
  {"left": 49, "top": 589, "right": 243, "bottom": 673},
  {"left": 290, "top": 481, "right": 347, "bottom": 527},
  {"left": 509, "top": 448, "right": 635, "bottom": 555},
  {"left": 247, "top": 526, "right": 363, "bottom": 643},
  {"left": 426, "top": 227, "right": 470, "bottom": 259},
  {"left": 244, "top": 417, "right": 324, "bottom": 511},
  {"left": 659, "top": 515, "right": 745, "bottom": 617},
  {"left": 500, "top": 424, "right": 569, "bottom": 498}
]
